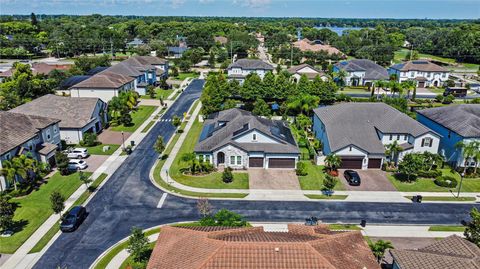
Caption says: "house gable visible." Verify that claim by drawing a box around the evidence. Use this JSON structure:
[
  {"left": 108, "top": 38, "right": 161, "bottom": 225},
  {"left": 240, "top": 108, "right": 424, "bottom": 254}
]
[{"left": 233, "top": 129, "right": 281, "bottom": 144}]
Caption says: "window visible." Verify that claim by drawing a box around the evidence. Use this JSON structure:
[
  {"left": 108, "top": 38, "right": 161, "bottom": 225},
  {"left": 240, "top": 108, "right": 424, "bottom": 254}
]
[
  {"left": 230, "top": 156, "right": 236, "bottom": 165},
  {"left": 198, "top": 155, "right": 204, "bottom": 161},
  {"left": 46, "top": 130, "right": 51, "bottom": 140},
  {"left": 404, "top": 135, "right": 408, "bottom": 140},
  {"left": 252, "top": 133, "right": 257, "bottom": 141},
  {"left": 397, "top": 135, "right": 400, "bottom": 140},
  {"left": 422, "top": 138, "right": 432, "bottom": 147},
  {"left": 349, "top": 146, "right": 352, "bottom": 151},
  {"left": 5, "top": 153, "right": 11, "bottom": 160},
  {"left": 236, "top": 156, "right": 242, "bottom": 165},
  {"left": 205, "top": 155, "right": 211, "bottom": 163},
  {"left": 448, "top": 131, "right": 451, "bottom": 138},
  {"left": 54, "top": 126, "right": 58, "bottom": 133},
  {"left": 389, "top": 134, "right": 393, "bottom": 140}
]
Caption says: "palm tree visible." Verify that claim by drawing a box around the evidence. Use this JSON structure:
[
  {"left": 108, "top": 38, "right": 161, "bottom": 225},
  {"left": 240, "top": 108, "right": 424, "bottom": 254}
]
[
  {"left": 287, "top": 94, "right": 320, "bottom": 116},
  {"left": 456, "top": 141, "right": 479, "bottom": 174},
  {"left": 334, "top": 69, "right": 348, "bottom": 89},
  {"left": 385, "top": 141, "right": 403, "bottom": 166},
  {"left": 325, "top": 154, "right": 341, "bottom": 171},
  {"left": 0, "top": 158, "right": 27, "bottom": 191},
  {"left": 154, "top": 136, "right": 165, "bottom": 156},
  {"left": 402, "top": 80, "right": 417, "bottom": 100},
  {"left": 369, "top": 240, "right": 394, "bottom": 263}
]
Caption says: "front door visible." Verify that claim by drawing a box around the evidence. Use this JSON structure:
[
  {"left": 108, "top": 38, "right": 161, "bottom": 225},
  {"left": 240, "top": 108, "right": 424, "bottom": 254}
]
[{"left": 217, "top": 152, "right": 225, "bottom": 165}]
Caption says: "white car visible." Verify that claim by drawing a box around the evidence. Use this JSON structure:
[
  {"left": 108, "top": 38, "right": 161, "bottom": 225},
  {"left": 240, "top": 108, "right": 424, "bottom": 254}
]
[
  {"left": 68, "top": 159, "right": 88, "bottom": 171},
  {"left": 66, "top": 148, "right": 89, "bottom": 159}
]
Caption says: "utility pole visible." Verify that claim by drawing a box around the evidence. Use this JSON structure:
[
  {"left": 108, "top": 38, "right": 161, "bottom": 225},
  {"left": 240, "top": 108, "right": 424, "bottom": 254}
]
[
  {"left": 290, "top": 42, "right": 293, "bottom": 65},
  {"left": 110, "top": 37, "right": 114, "bottom": 61},
  {"left": 230, "top": 41, "right": 233, "bottom": 64}
]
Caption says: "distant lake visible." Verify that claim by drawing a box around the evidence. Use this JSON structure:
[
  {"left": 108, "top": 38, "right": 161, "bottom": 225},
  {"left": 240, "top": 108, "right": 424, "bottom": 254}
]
[{"left": 314, "top": 26, "right": 367, "bottom": 36}]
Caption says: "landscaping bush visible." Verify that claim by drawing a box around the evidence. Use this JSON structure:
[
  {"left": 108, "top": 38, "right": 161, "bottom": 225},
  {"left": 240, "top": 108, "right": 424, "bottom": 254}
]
[
  {"left": 222, "top": 167, "right": 233, "bottom": 183},
  {"left": 79, "top": 133, "right": 98, "bottom": 147},
  {"left": 434, "top": 176, "right": 458, "bottom": 188},
  {"left": 418, "top": 169, "right": 442, "bottom": 178},
  {"left": 296, "top": 162, "right": 308, "bottom": 176}
]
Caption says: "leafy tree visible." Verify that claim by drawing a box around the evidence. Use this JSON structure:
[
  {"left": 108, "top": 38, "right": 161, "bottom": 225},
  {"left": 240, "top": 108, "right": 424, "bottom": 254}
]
[
  {"left": 147, "top": 85, "right": 156, "bottom": 98},
  {"left": 79, "top": 171, "right": 93, "bottom": 191},
  {"left": 208, "top": 51, "right": 216, "bottom": 67},
  {"left": 385, "top": 141, "right": 403, "bottom": 166},
  {"left": 240, "top": 73, "right": 263, "bottom": 101},
  {"left": 80, "top": 133, "right": 98, "bottom": 147},
  {"left": 172, "top": 115, "right": 181, "bottom": 129},
  {"left": 127, "top": 227, "right": 149, "bottom": 263},
  {"left": 325, "top": 154, "right": 342, "bottom": 171},
  {"left": 456, "top": 141, "right": 480, "bottom": 174},
  {"left": 213, "top": 209, "right": 247, "bottom": 227},
  {"left": 170, "top": 66, "right": 179, "bottom": 77},
  {"left": 72, "top": 55, "right": 111, "bottom": 74},
  {"left": 196, "top": 198, "right": 213, "bottom": 218},
  {"left": 323, "top": 175, "right": 338, "bottom": 194},
  {"left": 154, "top": 136, "right": 165, "bottom": 156},
  {"left": 0, "top": 195, "right": 15, "bottom": 232},
  {"left": 295, "top": 162, "right": 307, "bottom": 176},
  {"left": 252, "top": 98, "right": 271, "bottom": 117},
  {"left": 55, "top": 151, "right": 70, "bottom": 176},
  {"left": 222, "top": 167, "right": 234, "bottom": 183},
  {"left": 369, "top": 240, "right": 394, "bottom": 263},
  {"left": 286, "top": 94, "right": 319, "bottom": 116},
  {"left": 178, "top": 59, "right": 191, "bottom": 72},
  {"left": 398, "top": 153, "right": 424, "bottom": 181},
  {"left": 50, "top": 191, "right": 65, "bottom": 215}
]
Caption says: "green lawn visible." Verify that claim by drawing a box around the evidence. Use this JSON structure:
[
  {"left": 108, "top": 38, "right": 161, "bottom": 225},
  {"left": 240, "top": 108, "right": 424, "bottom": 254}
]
[
  {"left": 171, "top": 91, "right": 181, "bottom": 100},
  {"left": 140, "top": 88, "right": 174, "bottom": 100},
  {"left": 388, "top": 169, "right": 480, "bottom": 192},
  {"left": 298, "top": 161, "right": 345, "bottom": 191},
  {"left": 141, "top": 121, "right": 156, "bottom": 133},
  {"left": 170, "top": 118, "right": 249, "bottom": 189},
  {"left": 305, "top": 194, "right": 348, "bottom": 200},
  {"left": 0, "top": 172, "right": 88, "bottom": 253},
  {"left": 83, "top": 144, "right": 120, "bottom": 155},
  {"left": 341, "top": 87, "right": 370, "bottom": 94},
  {"left": 111, "top": 105, "right": 157, "bottom": 132},
  {"left": 404, "top": 196, "right": 475, "bottom": 202},
  {"left": 328, "top": 224, "right": 362, "bottom": 230},
  {"left": 428, "top": 226, "right": 466, "bottom": 232},
  {"left": 173, "top": 72, "right": 199, "bottom": 80},
  {"left": 427, "top": 87, "right": 445, "bottom": 94}
]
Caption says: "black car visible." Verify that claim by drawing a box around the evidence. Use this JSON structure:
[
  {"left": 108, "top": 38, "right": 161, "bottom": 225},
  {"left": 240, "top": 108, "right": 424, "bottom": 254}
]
[
  {"left": 60, "top": 206, "right": 87, "bottom": 232},
  {"left": 344, "top": 170, "right": 361, "bottom": 186}
]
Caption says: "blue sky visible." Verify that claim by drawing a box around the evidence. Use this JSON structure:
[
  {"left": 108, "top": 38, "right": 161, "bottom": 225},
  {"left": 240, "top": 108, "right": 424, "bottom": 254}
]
[{"left": 0, "top": 0, "right": 479, "bottom": 19}]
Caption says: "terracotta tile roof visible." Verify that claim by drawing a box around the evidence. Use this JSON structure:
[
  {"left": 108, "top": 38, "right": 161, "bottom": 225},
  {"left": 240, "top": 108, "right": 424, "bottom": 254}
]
[
  {"left": 147, "top": 224, "right": 379, "bottom": 269},
  {"left": 293, "top": 39, "right": 343, "bottom": 55},
  {"left": 31, "top": 62, "right": 72, "bottom": 75},
  {"left": 390, "top": 235, "right": 480, "bottom": 269}
]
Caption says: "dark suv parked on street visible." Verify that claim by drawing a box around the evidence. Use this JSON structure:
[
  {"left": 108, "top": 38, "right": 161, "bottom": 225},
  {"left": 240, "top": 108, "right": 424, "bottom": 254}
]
[{"left": 60, "top": 206, "right": 87, "bottom": 232}]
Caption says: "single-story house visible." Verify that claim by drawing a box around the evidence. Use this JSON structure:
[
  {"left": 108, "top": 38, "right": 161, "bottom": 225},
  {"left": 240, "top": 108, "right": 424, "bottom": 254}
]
[
  {"left": 417, "top": 104, "right": 480, "bottom": 168},
  {"left": 313, "top": 103, "right": 440, "bottom": 169},
  {"left": 194, "top": 108, "right": 300, "bottom": 169},
  {"left": 0, "top": 112, "right": 61, "bottom": 190},
  {"left": 10, "top": 94, "right": 107, "bottom": 144},
  {"left": 390, "top": 235, "right": 480, "bottom": 269},
  {"left": 333, "top": 59, "right": 389, "bottom": 86},
  {"left": 287, "top": 64, "right": 329, "bottom": 82},
  {"left": 389, "top": 60, "right": 449, "bottom": 88},
  {"left": 293, "top": 38, "right": 344, "bottom": 56},
  {"left": 227, "top": 59, "right": 274, "bottom": 83},
  {"left": 147, "top": 224, "right": 379, "bottom": 269}
]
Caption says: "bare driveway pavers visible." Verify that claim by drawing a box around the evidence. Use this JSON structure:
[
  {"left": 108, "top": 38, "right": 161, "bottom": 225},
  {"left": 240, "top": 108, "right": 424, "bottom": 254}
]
[
  {"left": 83, "top": 155, "right": 109, "bottom": 173},
  {"left": 248, "top": 169, "right": 300, "bottom": 190},
  {"left": 98, "top": 129, "right": 132, "bottom": 145},
  {"left": 339, "top": 169, "right": 397, "bottom": 191}
]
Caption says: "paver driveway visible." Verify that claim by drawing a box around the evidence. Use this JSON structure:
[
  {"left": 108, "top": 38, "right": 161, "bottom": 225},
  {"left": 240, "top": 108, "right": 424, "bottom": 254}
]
[
  {"left": 339, "top": 169, "right": 397, "bottom": 191},
  {"left": 98, "top": 129, "right": 132, "bottom": 145},
  {"left": 248, "top": 169, "right": 300, "bottom": 190},
  {"left": 83, "top": 155, "right": 109, "bottom": 173}
]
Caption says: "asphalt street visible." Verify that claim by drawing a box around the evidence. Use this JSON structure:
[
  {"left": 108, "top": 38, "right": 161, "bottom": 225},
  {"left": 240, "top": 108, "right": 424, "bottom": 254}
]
[{"left": 34, "top": 79, "right": 480, "bottom": 269}]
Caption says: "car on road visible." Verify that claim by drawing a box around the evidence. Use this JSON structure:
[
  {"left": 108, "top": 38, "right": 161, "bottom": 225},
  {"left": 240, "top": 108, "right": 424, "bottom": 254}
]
[
  {"left": 66, "top": 148, "right": 89, "bottom": 159},
  {"left": 60, "top": 206, "right": 87, "bottom": 232},
  {"left": 344, "top": 170, "right": 361, "bottom": 186},
  {"left": 68, "top": 159, "right": 88, "bottom": 171}
]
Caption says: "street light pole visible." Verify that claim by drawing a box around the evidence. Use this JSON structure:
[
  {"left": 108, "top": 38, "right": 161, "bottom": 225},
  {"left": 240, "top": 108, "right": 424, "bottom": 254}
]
[
  {"left": 457, "top": 172, "right": 465, "bottom": 198},
  {"left": 121, "top": 131, "right": 125, "bottom": 151}
]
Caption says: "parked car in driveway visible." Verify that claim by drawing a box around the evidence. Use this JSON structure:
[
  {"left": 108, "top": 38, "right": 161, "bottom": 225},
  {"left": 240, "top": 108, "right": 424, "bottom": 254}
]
[
  {"left": 60, "top": 206, "right": 87, "bottom": 232},
  {"left": 344, "top": 170, "right": 361, "bottom": 186},
  {"left": 66, "top": 148, "right": 89, "bottom": 159},
  {"left": 68, "top": 159, "right": 88, "bottom": 171}
]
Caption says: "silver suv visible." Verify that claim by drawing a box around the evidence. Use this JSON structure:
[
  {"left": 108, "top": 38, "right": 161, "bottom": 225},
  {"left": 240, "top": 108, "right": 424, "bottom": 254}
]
[{"left": 66, "top": 148, "right": 89, "bottom": 159}]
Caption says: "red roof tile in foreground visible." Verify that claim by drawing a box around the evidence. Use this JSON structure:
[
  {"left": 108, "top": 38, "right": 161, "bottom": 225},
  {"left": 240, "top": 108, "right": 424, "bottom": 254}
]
[{"left": 147, "top": 224, "right": 379, "bottom": 269}]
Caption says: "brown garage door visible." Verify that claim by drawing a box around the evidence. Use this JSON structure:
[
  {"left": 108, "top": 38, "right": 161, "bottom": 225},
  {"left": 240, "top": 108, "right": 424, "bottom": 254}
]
[
  {"left": 340, "top": 157, "right": 363, "bottom": 169},
  {"left": 368, "top": 158, "right": 382, "bottom": 169},
  {"left": 268, "top": 158, "right": 296, "bottom": 169},
  {"left": 249, "top": 157, "right": 264, "bottom": 168}
]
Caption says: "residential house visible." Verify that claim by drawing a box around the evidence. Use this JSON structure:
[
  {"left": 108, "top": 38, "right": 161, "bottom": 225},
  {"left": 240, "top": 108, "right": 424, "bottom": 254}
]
[
  {"left": 10, "top": 94, "right": 107, "bottom": 144},
  {"left": 293, "top": 38, "right": 343, "bottom": 56},
  {"left": 389, "top": 60, "right": 449, "bottom": 88},
  {"left": 417, "top": 104, "right": 480, "bottom": 168},
  {"left": 147, "top": 224, "right": 379, "bottom": 269},
  {"left": 287, "top": 64, "right": 329, "bottom": 82},
  {"left": 213, "top": 36, "right": 228, "bottom": 46},
  {"left": 227, "top": 59, "right": 274, "bottom": 83},
  {"left": 194, "top": 108, "right": 300, "bottom": 169},
  {"left": 0, "top": 62, "right": 72, "bottom": 82},
  {"left": 133, "top": 55, "right": 169, "bottom": 82},
  {"left": 126, "top": 37, "right": 144, "bottom": 48},
  {"left": 390, "top": 235, "right": 480, "bottom": 269},
  {"left": 313, "top": 103, "right": 440, "bottom": 169},
  {"left": 333, "top": 59, "right": 389, "bottom": 86},
  {"left": 0, "top": 112, "right": 61, "bottom": 190},
  {"left": 68, "top": 71, "right": 135, "bottom": 102}
]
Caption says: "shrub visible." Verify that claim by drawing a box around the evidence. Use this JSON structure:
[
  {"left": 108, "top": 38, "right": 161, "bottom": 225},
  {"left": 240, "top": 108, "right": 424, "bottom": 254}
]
[
  {"left": 434, "top": 176, "right": 458, "bottom": 188},
  {"left": 418, "top": 169, "right": 442, "bottom": 178},
  {"left": 222, "top": 167, "right": 233, "bottom": 183},
  {"left": 80, "top": 133, "right": 98, "bottom": 147},
  {"left": 296, "top": 162, "right": 307, "bottom": 176}
]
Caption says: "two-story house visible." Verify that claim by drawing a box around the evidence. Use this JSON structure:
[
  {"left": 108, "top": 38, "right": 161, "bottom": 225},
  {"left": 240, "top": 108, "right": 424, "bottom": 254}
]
[
  {"left": 313, "top": 103, "right": 440, "bottom": 169},
  {"left": 68, "top": 71, "right": 135, "bottom": 102},
  {"left": 227, "top": 59, "right": 274, "bottom": 83},
  {"left": 10, "top": 94, "right": 108, "bottom": 144},
  {"left": 333, "top": 59, "right": 389, "bottom": 86},
  {"left": 194, "top": 109, "right": 300, "bottom": 169},
  {"left": 287, "top": 64, "right": 329, "bottom": 82},
  {"left": 389, "top": 60, "right": 449, "bottom": 88},
  {"left": 417, "top": 104, "right": 480, "bottom": 168},
  {"left": 0, "top": 112, "right": 61, "bottom": 190}
]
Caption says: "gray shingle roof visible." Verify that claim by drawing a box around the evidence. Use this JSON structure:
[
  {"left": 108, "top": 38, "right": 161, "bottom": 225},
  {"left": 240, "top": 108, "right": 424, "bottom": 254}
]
[
  {"left": 10, "top": 94, "right": 104, "bottom": 129},
  {"left": 0, "top": 111, "right": 60, "bottom": 155},
  {"left": 194, "top": 109, "right": 299, "bottom": 154},
  {"left": 417, "top": 104, "right": 480, "bottom": 138},
  {"left": 335, "top": 59, "right": 388, "bottom": 80},
  {"left": 390, "top": 235, "right": 480, "bottom": 269},
  {"left": 390, "top": 60, "right": 448, "bottom": 72},
  {"left": 313, "top": 103, "right": 434, "bottom": 154},
  {"left": 228, "top": 59, "right": 274, "bottom": 70}
]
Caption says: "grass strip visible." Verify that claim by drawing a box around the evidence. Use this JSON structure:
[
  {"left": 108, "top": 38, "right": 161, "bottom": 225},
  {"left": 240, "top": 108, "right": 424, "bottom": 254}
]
[
  {"left": 404, "top": 196, "right": 475, "bottom": 202},
  {"left": 305, "top": 194, "right": 348, "bottom": 200},
  {"left": 428, "top": 226, "right": 466, "bottom": 232},
  {"left": 328, "top": 224, "right": 362, "bottom": 230},
  {"left": 141, "top": 121, "right": 156, "bottom": 133}
]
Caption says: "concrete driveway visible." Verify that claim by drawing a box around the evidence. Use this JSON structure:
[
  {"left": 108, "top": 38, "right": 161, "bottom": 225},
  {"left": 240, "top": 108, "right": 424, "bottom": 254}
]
[
  {"left": 83, "top": 155, "right": 109, "bottom": 173},
  {"left": 248, "top": 169, "right": 300, "bottom": 190},
  {"left": 339, "top": 169, "right": 397, "bottom": 191}
]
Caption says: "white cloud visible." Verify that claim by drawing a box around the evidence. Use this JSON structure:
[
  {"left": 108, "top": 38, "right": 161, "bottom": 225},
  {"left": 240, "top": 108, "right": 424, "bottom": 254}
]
[
  {"left": 199, "top": 0, "right": 214, "bottom": 3},
  {"left": 234, "top": 0, "right": 271, "bottom": 8}
]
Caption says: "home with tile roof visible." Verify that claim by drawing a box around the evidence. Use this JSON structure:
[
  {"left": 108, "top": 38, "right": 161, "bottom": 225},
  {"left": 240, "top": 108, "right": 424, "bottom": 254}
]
[
  {"left": 287, "top": 63, "right": 329, "bottom": 82},
  {"left": 0, "top": 112, "right": 61, "bottom": 190},
  {"left": 389, "top": 60, "right": 449, "bottom": 88},
  {"left": 147, "top": 224, "right": 380, "bottom": 269},
  {"left": 417, "top": 104, "right": 480, "bottom": 168},
  {"left": 227, "top": 59, "right": 274, "bottom": 83},
  {"left": 333, "top": 59, "right": 389, "bottom": 86},
  {"left": 390, "top": 235, "right": 480, "bottom": 269},
  {"left": 194, "top": 108, "right": 300, "bottom": 169},
  {"left": 293, "top": 38, "right": 343, "bottom": 56},
  {"left": 313, "top": 103, "right": 440, "bottom": 169},
  {"left": 10, "top": 94, "right": 107, "bottom": 144}
]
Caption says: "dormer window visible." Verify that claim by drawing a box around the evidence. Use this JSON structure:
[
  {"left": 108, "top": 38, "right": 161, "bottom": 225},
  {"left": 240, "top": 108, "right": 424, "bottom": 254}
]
[{"left": 252, "top": 133, "right": 257, "bottom": 141}]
